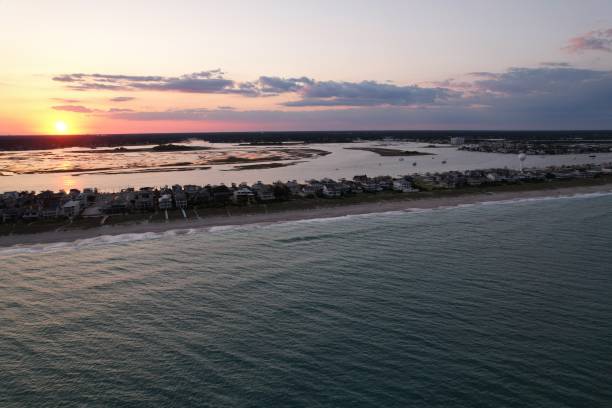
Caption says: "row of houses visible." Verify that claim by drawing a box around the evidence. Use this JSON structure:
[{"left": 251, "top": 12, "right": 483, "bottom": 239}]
[
  {"left": 459, "top": 141, "right": 612, "bottom": 155},
  {"left": 415, "top": 164, "right": 612, "bottom": 189},
  {"left": 2, "top": 163, "right": 611, "bottom": 222},
  {"left": 101, "top": 176, "right": 419, "bottom": 213},
  {"left": 0, "top": 188, "right": 97, "bottom": 222},
  {"left": 0, "top": 175, "right": 418, "bottom": 222}
]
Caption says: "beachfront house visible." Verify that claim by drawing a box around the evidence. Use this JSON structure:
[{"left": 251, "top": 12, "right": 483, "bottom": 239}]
[
  {"left": 322, "top": 184, "right": 342, "bottom": 198},
  {"left": 232, "top": 186, "right": 255, "bottom": 204},
  {"left": 191, "top": 188, "right": 212, "bottom": 205},
  {"left": 299, "top": 185, "right": 317, "bottom": 198},
  {"left": 133, "top": 188, "right": 155, "bottom": 211},
  {"left": 285, "top": 180, "right": 302, "bottom": 196},
  {"left": 174, "top": 191, "right": 188, "bottom": 209},
  {"left": 305, "top": 180, "right": 324, "bottom": 195},
  {"left": 0, "top": 208, "right": 19, "bottom": 223},
  {"left": 210, "top": 184, "right": 233, "bottom": 204},
  {"left": 104, "top": 196, "right": 129, "bottom": 214},
  {"left": 342, "top": 180, "right": 363, "bottom": 194},
  {"left": 79, "top": 188, "right": 98, "bottom": 207},
  {"left": 22, "top": 207, "right": 41, "bottom": 221},
  {"left": 183, "top": 184, "right": 206, "bottom": 205},
  {"left": 68, "top": 189, "right": 81, "bottom": 200},
  {"left": 62, "top": 200, "right": 82, "bottom": 218},
  {"left": 393, "top": 178, "right": 418, "bottom": 193},
  {"left": 363, "top": 181, "right": 382, "bottom": 193},
  {"left": 41, "top": 201, "right": 62, "bottom": 219},
  {"left": 373, "top": 176, "right": 394, "bottom": 190},
  {"left": 158, "top": 194, "right": 173, "bottom": 210},
  {"left": 251, "top": 181, "right": 275, "bottom": 201}
]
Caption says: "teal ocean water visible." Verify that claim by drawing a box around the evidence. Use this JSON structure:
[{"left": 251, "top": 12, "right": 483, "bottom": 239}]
[{"left": 1, "top": 193, "right": 612, "bottom": 407}]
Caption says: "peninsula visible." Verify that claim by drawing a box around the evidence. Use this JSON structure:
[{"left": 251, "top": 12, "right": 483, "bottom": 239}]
[{"left": 1, "top": 162, "right": 611, "bottom": 246}]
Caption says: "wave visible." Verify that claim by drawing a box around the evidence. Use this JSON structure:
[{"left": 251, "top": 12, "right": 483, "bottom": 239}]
[
  {"left": 287, "top": 210, "right": 406, "bottom": 225},
  {"left": 479, "top": 190, "right": 612, "bottom": 205},
  {"left": 1, "top": 190, "right": 611, "bottom": 257},
  {"left": 404, "top": 190, "right": 612, "bottom": 214},
  {"left": 0, "top": 229, "right": 197, "bottom": 257}
]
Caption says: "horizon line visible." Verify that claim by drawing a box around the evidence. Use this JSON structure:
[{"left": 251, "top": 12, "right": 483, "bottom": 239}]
[{"left": 3, "top": 129, "right": 612, "bottom": 138}]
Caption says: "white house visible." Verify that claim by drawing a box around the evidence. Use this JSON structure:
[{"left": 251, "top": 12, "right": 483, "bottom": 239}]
[
  {"left": 62, "top": 200, "right": 82, "bottom": 218},
  {"left": 392, "top": 179, "right": 418, "bottom": 193}
]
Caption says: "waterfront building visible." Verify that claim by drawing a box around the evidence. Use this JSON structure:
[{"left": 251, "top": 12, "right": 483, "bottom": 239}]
[
  {"left": 174, "top": 191, "right": 188, "bottom": 209},
  {"left": 251, "top": 181, "right": 275, "bottom": 201},
  {"left": 322, "top": 184, "right": 342, "bottom": 198},
  {"left": 63, "top": 200, "right": 82, "bottom": 218},
  {"left": 392, "top": 178, "right": 417, "bottom": 193},
  {"left": 232, "top": 187, "right": 255, "bottom": 204},
  {"left": 450, "top": 136, "right": 465, "bottom": 145},
  {"left": 158, "top": 194, "right": 173, "bottom": 210},
  {"left": 133, "top": 188, "right": 155, "bottom": 211},
  {"left": 1, "top": 163, "right": 611, "bottom": 223}
]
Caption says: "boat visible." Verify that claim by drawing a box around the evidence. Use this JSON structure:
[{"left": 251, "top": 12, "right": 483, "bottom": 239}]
[
  {"left": 413, "top": 162, "right": 417, "bottom": 166},
  {"left": 589, "top": 154, "right": 597, "bottom": 158},
  {"left": 442, "top": 160, "right": 447, "bottom": 164}
]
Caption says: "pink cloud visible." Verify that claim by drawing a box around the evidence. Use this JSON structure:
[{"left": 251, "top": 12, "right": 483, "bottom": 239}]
[
  {"left": 564, "top": 29, "right": 612, "bottom": 53},
  {"left": 52, "top": 105, "right": 94, "bottom": 113}
]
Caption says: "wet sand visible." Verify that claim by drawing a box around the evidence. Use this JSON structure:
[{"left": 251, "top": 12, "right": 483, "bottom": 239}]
[{"left": 1, "top": 183, "right": 611, "bottom": 248}]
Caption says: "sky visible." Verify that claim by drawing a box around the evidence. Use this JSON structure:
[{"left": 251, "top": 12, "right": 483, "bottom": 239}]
[{"left": 1, "top": 0, "right": 612, "bottom": 134}]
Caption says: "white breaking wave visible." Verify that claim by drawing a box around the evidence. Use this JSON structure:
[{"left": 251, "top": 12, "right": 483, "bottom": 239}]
[
  {"left": 478, "top": 190, "right": 612, "bottom": 206},
  {"left": 287, "top": 210, "right": 406, "bottom": 225},
  {"left": 1, "top": 190, "right": 611, "bottom": 257},
  {"left": 404, "top": 190, "right": 612, "bottom": 214},
  {"left": 0, "top": 229, "right": 195, "bottom": 257}
]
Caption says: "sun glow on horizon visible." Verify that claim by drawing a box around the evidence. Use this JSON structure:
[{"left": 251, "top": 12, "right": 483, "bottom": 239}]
[{"left": 54, "top": 120, "right": 68, "bottom": 134}]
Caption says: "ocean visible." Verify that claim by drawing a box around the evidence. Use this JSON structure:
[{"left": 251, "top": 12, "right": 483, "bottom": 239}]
[{"left": 1, "top": 193, "right": 611, "bottom": 407}]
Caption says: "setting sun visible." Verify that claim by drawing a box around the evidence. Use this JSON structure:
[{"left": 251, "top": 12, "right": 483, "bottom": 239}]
[{"left": 55, "top": 120, "right": 68, "bottom": 133}]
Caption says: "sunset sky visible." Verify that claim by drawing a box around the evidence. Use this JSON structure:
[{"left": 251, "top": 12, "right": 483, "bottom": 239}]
[{"left": 1, "top": 0, "right": 612, "bottom": 134}]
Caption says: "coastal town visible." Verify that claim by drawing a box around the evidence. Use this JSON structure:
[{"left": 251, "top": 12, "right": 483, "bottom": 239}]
[
  {"left": 458, "top": 140, "right": 612, "bottom": 155},
  {"left": 1, "top": 162, "right": 611, "bottom": 226}
]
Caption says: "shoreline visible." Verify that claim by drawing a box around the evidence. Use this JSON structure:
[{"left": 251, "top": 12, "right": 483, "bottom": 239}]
[{"left": 1, "top": 182, "right": 611, "bottom": 248}]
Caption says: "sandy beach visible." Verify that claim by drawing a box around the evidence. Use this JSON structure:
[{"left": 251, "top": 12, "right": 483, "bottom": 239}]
[{"left": 1, "top": 182, "right": 611, "bottom": 248}]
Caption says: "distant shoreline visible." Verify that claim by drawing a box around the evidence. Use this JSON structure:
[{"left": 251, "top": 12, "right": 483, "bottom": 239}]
[
  {"left": 1, "top": 182, "right": 611, "bottom": 248},
  {"left": 2, "top": 130, "right": 612, "bottom": 151}
]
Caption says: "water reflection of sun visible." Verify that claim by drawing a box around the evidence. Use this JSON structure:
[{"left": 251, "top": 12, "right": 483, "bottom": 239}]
[
  {"left": 62, "top": 176, "right": 76, "bottom": 191},
  {"left": 59, "top": 160, "right": 73, "bottom": 170}
]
